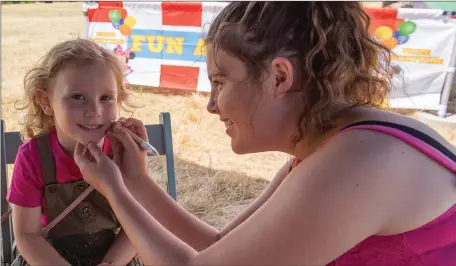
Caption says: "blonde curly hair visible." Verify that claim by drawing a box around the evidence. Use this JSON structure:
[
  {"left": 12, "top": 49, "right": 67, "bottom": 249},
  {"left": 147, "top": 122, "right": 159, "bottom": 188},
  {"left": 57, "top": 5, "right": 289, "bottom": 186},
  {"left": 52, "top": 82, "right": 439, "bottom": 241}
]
[{"left": 15, "top": 38, "right": 136, "bottom": 141}]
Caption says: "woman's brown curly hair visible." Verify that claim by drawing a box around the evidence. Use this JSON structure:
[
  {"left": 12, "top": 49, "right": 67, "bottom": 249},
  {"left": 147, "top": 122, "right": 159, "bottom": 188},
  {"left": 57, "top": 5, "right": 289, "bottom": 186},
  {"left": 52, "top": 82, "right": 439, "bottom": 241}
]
[{"left": 205, "top": 2, "right": 394, "bottom": 142}]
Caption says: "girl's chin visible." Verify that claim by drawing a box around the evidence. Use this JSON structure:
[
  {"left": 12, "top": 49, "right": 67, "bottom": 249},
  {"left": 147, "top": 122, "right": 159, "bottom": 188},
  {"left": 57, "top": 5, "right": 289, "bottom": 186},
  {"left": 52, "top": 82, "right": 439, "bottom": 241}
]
[{"left": 76, "top": 135, "right": 104, "bottom": 146}]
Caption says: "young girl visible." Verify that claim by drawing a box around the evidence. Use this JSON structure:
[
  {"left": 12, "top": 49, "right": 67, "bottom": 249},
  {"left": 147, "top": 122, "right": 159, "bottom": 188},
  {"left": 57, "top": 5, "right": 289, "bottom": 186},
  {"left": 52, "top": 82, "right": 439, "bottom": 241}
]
[{"left": 7, "top": 39, "right": 141, "bottom": 266}]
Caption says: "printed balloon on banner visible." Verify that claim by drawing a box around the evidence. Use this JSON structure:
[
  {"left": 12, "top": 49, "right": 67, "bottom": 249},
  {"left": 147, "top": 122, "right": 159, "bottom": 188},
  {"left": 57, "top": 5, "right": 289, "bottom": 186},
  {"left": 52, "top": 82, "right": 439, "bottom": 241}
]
[
  {"left": 112, "top": 21, "right": 121, "bottom": 30},
  {"left": 393, "top": 31, "right": 401, "bottom": 39},
  {"left": 109, "top": 10, "right": 121, "bottom": 23},
  {"left": 383, "top": 37, "right": 398, "bottom": 50},
  {"left": 374, "top": 20, "right": 418, "bottom": 50},
  {"left": 124, "top": 16, "right": 136, "bottom": 28},
  {"left": 398, "top": 21, "right": 417, "bottom": 36},
  {"left": 395, "top": 33, "right": 409, "bottom": 45},
  {"left": 119, "top": 24, "right": 132, "bottom": 36},
  {"left": 107, "top": 8, "right": 136, "bottom": 36},
  {"left": 375, "top": 26, "right": 394, "bottom": 41}
]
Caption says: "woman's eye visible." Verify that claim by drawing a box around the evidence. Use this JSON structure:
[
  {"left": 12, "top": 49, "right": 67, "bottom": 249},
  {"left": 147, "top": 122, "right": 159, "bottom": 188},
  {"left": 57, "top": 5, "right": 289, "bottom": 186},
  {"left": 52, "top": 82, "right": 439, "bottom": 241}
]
[
  {"left": 71, "top": 94, "right": 84, "bottom": 100},
  {"left": 213, "top": 81, "right": 223, "bottom": 90},
  {"left": 101, "top": 95, "right": 112, "bottom": 101}
]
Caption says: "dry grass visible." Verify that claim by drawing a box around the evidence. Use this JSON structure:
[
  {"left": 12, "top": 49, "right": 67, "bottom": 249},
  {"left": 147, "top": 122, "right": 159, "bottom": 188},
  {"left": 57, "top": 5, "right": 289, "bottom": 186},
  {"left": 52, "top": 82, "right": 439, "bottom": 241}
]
[{"left": 2, "top": 3, "right": 455, "bottom": 230}]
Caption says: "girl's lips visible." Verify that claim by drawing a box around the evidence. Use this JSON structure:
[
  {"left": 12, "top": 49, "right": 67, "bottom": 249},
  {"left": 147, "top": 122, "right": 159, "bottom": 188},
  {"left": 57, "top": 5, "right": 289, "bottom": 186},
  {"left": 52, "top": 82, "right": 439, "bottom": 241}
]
[{"left": 78, "top": 124, "right": 103, "bottom": 131}]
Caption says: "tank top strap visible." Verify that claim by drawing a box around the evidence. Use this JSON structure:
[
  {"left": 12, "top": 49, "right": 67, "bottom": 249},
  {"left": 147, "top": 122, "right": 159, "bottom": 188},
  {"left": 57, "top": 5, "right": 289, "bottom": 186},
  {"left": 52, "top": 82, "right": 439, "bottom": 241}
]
[{"left": 329, "top": 120, "right": 456, "bottom": 172}]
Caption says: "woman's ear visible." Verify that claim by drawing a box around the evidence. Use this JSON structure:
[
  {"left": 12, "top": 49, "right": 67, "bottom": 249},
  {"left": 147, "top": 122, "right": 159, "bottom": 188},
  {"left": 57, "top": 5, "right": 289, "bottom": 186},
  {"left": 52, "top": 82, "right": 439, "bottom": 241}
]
[
  {"left": 34, "top": 89, "right": 54, "bottom": 116},
  {"left": 270, "top": 57, "right": 294, "bottom": 98}
]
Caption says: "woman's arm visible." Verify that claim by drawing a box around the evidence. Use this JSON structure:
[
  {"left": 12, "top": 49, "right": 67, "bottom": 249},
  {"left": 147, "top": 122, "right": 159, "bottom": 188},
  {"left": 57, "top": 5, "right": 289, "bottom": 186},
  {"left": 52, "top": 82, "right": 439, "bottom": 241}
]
[
  {"left": 12, "top": 205, "right": 71, "bottom": 266},
  {"left": 115, "top": 117, "right": 294, "bottom": 250},
  {"left": 124, "top": 158, "right": 293, "bottom": 250},
  {"left": 99, "top": 130, "right": 403, "bottom": 265},
  {"left": 101, "top": 229, "right": 137, "bottom": 265}
]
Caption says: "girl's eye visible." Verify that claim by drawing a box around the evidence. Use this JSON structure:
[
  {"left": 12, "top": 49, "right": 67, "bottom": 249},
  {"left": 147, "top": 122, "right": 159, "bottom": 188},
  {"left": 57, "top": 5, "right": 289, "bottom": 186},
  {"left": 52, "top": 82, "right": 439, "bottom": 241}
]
[
  {"left": 71, "top": 94, "right": 84, "bottom": 100},
  {"left": 101, "top": 95, "right": 112, "bottom": 101}
]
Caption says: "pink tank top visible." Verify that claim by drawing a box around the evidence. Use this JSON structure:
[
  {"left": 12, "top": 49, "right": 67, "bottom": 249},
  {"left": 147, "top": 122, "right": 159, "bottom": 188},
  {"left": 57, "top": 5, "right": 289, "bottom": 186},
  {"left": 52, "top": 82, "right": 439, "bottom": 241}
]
[{"left": 298, "top": 121, "right": 456, "bottom": 265}]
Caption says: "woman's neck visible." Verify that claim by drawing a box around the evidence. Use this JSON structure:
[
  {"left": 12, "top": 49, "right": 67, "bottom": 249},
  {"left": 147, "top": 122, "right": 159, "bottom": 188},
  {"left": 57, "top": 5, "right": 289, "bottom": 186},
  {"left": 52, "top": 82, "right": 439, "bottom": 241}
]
[{"left": 290, "top": 103, "right": 358, "bottom": 160}]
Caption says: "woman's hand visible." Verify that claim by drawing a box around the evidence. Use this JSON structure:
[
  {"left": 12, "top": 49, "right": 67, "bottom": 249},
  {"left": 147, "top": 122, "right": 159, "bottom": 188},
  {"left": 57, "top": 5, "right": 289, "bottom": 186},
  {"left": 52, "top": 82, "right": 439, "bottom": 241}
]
[
  {"left": 74, "top": 141, "right": 125, "bottom": 197},
  {"left": 106, "top": 118, "right": 149, "bottom": 181}
]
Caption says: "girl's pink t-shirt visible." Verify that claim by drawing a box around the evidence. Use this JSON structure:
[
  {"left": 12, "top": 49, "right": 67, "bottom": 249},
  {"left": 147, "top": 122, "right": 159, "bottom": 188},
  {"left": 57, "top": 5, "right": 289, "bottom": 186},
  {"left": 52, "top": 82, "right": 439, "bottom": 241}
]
[{"left": 6, "top": 130, "right": 111, "bottom": 226}]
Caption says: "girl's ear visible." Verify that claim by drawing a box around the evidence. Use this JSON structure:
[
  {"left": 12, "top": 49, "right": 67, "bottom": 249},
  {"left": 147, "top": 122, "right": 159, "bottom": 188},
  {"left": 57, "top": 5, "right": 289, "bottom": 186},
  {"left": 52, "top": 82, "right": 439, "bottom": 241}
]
[
  {"left": 117, "top": 94, "right": 124, "bottom": 111},
  {"left": 35, "top": 89, "right": 54, "bottom": 116}
]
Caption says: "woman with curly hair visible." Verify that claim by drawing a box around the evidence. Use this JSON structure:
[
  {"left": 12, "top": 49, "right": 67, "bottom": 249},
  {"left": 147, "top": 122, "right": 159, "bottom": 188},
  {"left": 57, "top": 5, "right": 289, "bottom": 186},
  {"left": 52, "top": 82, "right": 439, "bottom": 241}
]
[{"left": 73, "top": 2, "right": 456, "bottom": 265}]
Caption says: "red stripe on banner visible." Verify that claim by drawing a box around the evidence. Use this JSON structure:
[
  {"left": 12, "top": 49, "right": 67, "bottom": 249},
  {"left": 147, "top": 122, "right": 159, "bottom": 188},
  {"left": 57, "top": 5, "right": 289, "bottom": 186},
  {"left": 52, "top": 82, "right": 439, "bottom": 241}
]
[
  {"left": 162, "top": 2, "right": 202, "bottom": 27},
  {"left": 98, "top": 1, "right": 123, "bottom": 8},
  {"left": 364, "top": 8, "right": 403, "bottom": 33},
  {"left": 87, "top": 2, "right": 126, "bottom": 23},
  {"left": 159, "top": 65, "right": 200, "bottom": 90}
]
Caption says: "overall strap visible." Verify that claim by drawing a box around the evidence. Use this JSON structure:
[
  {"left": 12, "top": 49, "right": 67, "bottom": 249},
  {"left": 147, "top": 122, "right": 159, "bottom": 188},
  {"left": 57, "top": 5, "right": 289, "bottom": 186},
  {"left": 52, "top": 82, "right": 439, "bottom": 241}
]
[{"left": 36, "top": 134, "right": 57, "bottom": 186}]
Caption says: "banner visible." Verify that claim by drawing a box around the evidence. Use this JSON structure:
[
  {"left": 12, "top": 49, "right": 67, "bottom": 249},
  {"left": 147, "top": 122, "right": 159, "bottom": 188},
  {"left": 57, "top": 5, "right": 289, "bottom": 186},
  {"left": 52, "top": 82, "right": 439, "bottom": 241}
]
[
  {"left": 365, "top": 8, "right": 456, "bottom": 110},
  {"left": 86, "top": 2, "right": 225, "bottom": 92},
  {"left": 86, "top": 3, "right": 456, "bottom": 111}
]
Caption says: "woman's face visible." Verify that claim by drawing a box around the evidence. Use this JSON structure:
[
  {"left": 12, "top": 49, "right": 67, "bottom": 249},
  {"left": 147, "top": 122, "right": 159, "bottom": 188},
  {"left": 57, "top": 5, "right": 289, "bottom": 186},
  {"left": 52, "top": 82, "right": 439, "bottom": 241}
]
[{"left": 205, "top": 45, "right": 300, "bottom": 154}]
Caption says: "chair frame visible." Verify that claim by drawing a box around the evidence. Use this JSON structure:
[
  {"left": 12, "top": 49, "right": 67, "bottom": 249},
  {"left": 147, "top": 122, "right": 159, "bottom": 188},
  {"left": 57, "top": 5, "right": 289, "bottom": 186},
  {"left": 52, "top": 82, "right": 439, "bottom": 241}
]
[{"left": 0, "top": 112, "right": 176, "bottom": 265}]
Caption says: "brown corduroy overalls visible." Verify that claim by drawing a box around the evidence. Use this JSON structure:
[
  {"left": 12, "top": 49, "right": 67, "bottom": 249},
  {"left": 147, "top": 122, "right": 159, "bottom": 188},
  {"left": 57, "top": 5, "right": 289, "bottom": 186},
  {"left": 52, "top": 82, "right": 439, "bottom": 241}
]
[{"left": 13, "top": 134, "right": 142, "bottom": 266}]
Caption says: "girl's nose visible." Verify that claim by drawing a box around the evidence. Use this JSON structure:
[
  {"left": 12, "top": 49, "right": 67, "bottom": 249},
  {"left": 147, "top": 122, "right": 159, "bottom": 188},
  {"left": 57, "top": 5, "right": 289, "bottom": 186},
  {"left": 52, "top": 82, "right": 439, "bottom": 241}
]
[{"left": 85, "top": 102, "right": 102, "bottom": 117}]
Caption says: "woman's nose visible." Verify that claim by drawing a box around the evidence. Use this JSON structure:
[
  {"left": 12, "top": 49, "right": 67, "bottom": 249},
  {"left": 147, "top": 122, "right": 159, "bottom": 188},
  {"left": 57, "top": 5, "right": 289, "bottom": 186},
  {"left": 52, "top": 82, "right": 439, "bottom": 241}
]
[{"left": 206, "top": 98, "right": 218, "bottom": 114}]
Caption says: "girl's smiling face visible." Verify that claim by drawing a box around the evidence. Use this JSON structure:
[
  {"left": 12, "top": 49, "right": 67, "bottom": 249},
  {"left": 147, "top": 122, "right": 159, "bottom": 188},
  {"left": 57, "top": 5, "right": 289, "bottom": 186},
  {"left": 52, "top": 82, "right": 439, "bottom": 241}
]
[{"left": 36, "top": 61, "right": 119, "bottom": 154}]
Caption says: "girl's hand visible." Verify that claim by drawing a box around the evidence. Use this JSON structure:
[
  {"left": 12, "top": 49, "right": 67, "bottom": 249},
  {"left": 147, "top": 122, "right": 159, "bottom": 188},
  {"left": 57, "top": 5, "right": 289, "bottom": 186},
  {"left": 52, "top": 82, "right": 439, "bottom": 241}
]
[
  {"left": 74, "top": 142, "right": 125, "bottom": 197},
  {"left": 106, "top": 118, "right": 148, "bottom": 181}
]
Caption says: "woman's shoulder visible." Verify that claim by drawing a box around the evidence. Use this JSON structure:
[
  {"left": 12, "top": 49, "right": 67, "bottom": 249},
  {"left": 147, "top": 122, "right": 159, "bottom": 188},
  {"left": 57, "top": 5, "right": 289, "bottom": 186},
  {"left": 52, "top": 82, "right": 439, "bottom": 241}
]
[
  {"left": 286, "top": 124, "right": 427, "bottom": 209},
  {"left": 287, "top": 114, "right": 455, "bottom": 236},
  {"left": 343, "top": 107, "right": 455, "bottom": 153},
  {"left": 306, "top": 118, "right": 449, "bottom": 177}
]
